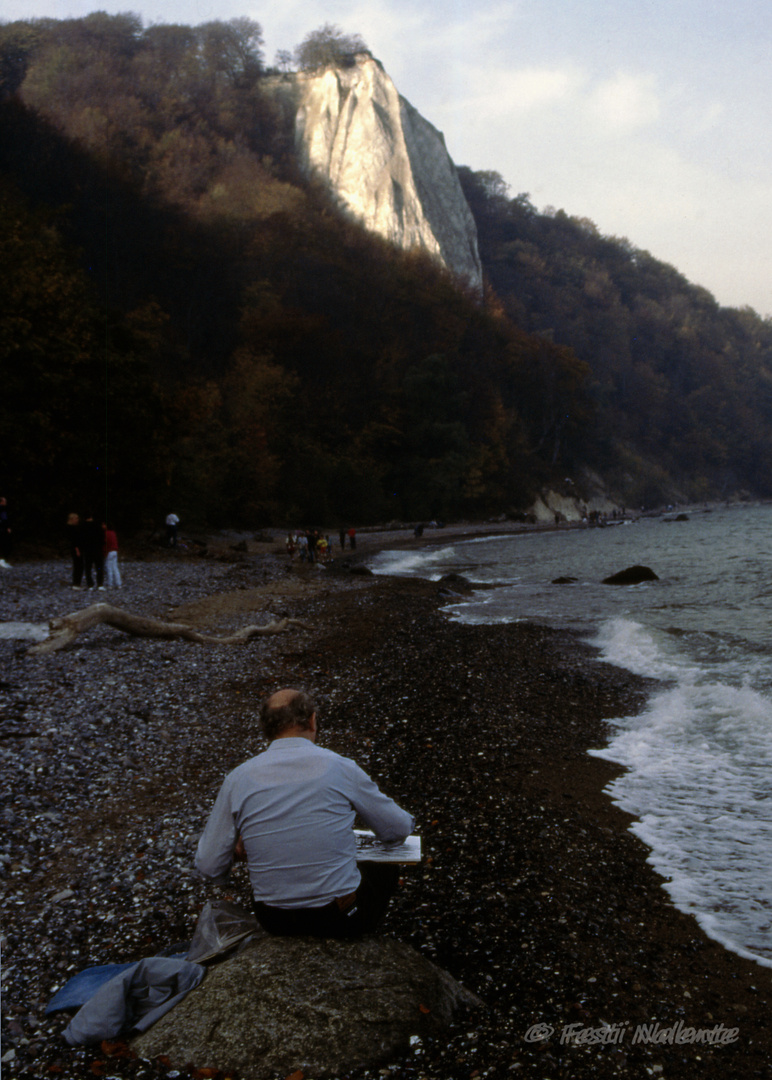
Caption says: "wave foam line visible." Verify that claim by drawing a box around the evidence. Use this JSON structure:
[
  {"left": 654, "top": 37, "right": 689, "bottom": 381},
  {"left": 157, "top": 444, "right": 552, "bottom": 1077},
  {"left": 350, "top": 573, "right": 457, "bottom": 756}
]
[{"left": 590, "top": 617, "right": 772, "bottom": 968}]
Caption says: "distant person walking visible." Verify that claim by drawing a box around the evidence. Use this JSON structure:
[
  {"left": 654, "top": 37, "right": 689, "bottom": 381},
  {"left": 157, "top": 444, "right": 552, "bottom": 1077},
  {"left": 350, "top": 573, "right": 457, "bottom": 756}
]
[
  {"left": 66, "top": 512, "right": 84, "bottom": 589},
  {"left": 165, "top": 512, "right": 180, "bottom": 548},
  {"left": 347, "top": 527, "right": 357, "bottom": 550},
  {"left": 103, "top": 523, "right": 122, "bottom": 588},
  {"left": 0, "top": 497, "right": 11, "bottom": 568}
]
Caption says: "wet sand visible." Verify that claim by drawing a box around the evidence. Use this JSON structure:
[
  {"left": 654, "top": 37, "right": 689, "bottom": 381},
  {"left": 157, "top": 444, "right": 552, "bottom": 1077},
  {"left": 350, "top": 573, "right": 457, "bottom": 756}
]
[{"left": 0, "top": 538, "right": 770, "bottom": 1079}]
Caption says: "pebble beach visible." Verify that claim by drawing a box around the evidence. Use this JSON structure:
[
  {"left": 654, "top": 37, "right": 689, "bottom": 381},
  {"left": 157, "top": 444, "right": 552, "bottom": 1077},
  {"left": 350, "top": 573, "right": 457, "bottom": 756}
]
[{"left": 1, "top": 531, "right": 771, "bottom": 1079}]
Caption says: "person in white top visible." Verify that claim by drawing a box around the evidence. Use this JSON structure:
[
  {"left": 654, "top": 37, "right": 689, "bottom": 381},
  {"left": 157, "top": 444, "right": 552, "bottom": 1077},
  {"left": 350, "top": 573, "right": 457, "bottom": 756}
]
[
  {"left": 165, "top": 512, "right": 179, "bottom": 547},
  {"left": 196, "top": 688, "right": 414, "bottom": 937}
]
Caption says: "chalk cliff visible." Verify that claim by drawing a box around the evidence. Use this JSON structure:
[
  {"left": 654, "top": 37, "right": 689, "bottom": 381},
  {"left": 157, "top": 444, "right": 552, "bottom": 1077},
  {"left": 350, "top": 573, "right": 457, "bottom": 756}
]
[{"left": 265, "top": 56, "right": 482, "bottom": 292}]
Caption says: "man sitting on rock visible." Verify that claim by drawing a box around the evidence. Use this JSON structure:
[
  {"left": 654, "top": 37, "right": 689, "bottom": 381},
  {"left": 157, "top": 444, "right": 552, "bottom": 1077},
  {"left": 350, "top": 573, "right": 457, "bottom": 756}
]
[{"left": 195, "top": 688, "right": 414, "bottom": 938}]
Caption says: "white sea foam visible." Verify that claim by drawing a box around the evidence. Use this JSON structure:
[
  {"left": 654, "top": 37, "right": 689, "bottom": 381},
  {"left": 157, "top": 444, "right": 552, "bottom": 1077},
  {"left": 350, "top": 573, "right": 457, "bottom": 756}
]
[
  {"left": 591, "top": 617, "right": 772, "bottom": 966},
  {"left": 367, "top": 545, "right": 460, "bottom": 579},
  {"left": 592, "top": 617, "right": 687, "bottom": 679}
]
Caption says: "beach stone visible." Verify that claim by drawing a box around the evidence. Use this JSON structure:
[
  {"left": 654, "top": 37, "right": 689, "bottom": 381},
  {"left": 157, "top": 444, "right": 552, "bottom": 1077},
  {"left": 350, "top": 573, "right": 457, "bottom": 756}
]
[
  {"left": 131, "top": 935, "right": 481, "bottom": 1079},
  {"left": 602, "top": 565, "right": 659, "bottom": 585},
  {"left": 51, "top": 889, "right": 76, "bottom": 903}
]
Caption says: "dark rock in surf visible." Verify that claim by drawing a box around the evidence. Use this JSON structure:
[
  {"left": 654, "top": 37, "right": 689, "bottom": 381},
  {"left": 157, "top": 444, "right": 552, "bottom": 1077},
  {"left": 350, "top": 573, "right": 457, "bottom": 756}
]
[
  {"left": 131, "top": 936, "right": 482, "bottom": 1080},
  {"left": 437, "top": 573, "right": 474, "bottom": 593},
  {"left": 552, "top": 576, "right": 578, "bottom": 585},
  {"left": 602, "top": 565, "right": 659, "bottom": 585}
]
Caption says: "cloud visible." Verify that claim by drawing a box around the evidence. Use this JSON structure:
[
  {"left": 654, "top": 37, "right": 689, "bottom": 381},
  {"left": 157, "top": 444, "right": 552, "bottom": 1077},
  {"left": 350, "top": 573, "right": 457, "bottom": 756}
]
[
  {"left": 424, "top": 64, "right": 581, "bottom": 146},
  {"left": 585, "top": 71, "right": 662, "bottom": 133},
  {"left": 486, "top": 67, "right": 579, "bottom": 115}
]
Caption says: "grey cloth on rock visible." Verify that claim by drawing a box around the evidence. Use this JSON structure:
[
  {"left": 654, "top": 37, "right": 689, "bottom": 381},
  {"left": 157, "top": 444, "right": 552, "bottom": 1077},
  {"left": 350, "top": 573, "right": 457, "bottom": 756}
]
[
  {"left": 63, "top": 957, "right": 205, "bottom": 1045},
  {"left": 185, "top": 899, "right": 263, "bottom": 964}
]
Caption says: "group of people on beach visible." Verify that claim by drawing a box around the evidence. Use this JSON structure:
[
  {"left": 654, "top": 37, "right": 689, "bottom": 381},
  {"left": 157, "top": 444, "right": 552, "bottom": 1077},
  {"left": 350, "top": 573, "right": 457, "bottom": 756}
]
[
  {"left": 66, "top": 512, "right": 121, "bottom": 590},
  {"left": 286, "top": 527, "right": 358, "bottom": 563},
  {"left": 286, "top": 529, "right": 331, "bottom": 562}
]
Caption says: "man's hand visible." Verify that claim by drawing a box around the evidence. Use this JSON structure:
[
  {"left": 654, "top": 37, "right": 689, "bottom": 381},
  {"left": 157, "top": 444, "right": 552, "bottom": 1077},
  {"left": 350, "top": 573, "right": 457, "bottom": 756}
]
[{"left": 233, "top": 835, "right": 247, "bottom": 862}]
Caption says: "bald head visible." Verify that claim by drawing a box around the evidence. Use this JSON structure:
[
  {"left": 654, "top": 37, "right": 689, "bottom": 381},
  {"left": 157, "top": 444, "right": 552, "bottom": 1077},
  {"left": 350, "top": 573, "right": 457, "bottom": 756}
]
[{"left": 260, "top": 688, "right": 317, "bottom": 741}]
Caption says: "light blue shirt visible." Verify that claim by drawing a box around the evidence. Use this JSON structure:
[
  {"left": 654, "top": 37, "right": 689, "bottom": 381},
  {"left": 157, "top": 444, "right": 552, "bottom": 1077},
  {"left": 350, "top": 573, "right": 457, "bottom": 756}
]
[{"left": 195, "top": 738, "right": 414, "bottom": 908}]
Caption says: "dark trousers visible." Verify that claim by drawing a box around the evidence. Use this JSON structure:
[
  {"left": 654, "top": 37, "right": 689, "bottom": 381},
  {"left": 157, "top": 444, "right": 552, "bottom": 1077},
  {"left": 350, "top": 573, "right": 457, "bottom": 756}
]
[
  {"left": 254, "top": 863, "right": 399, "bottom": 939},
  {"left": 84, "top": 552, "right": 103, "bottom": 588},
  {"left": 71, "top": 552, "right": 84, "bottom": 587}
]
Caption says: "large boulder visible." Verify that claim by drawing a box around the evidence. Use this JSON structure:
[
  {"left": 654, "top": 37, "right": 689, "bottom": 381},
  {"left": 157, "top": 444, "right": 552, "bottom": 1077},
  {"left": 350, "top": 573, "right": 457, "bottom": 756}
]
[
  {"left": 131, "top": 935, "right": 481, "bottom": 1079},
  {"left": 602, "top": 565, "right": 659, "bottom": 585}
]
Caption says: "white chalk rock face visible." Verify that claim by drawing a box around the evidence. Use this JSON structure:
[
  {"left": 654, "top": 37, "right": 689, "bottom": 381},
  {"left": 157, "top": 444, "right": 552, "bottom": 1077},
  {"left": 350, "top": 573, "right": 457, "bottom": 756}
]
[{"left": 289, "top": 56, "right": 482, "bottom": 292}]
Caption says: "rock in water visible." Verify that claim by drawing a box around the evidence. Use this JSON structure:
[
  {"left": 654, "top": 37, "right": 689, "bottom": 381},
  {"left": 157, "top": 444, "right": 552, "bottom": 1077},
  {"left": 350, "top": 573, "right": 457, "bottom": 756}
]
[
  {"left": 602, "top": 565, "right": 659, "bottom": 585},
  {"left": 437, "top": 573, "right": 475, "bottom": 593},
  {"left": 131, "top": 935, "right": 481, "bottom": 1078},
  {"left": 265, "top": 55, "right": 483, "bottom": 292}
]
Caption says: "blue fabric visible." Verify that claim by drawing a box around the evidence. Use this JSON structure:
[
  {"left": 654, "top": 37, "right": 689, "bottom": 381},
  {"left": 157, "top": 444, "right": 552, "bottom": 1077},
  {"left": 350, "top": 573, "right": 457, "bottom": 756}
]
[
  {"left": 63, "top": 957, "right": 205, "bottom": 1045},
  {"left": 46, "top": 964, "right": 135, "bottom": 1014},
  {"left": 46, "top": 948, "right": 190, "bottom": 1015}
]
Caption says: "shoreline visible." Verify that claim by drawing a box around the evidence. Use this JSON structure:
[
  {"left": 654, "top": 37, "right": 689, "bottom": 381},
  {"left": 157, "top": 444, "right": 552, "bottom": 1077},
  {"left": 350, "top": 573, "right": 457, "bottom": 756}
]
[{"left": 0, "top": 551, "right": 770, "bottom": 1078}]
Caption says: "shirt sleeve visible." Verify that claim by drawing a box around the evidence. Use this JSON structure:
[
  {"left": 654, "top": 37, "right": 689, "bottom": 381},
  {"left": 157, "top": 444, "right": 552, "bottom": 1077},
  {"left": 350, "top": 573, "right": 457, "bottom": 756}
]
[
  {"left": 194, "top": 776, "right": 238, "bottom": 879},
  {"left": 345, "top": 761, "right": 414, "bottom": 842}
]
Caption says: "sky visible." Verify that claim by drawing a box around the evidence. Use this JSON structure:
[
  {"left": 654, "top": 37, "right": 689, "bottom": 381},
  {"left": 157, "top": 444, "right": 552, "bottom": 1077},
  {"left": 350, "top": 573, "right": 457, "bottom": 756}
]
[{"left": 5, "top": 0, "right": 771, "bottom": 316}]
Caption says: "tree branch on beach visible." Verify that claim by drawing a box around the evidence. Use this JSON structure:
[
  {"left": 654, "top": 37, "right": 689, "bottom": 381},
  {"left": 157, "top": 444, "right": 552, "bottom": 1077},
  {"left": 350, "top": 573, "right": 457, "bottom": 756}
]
[{"left": 27, "top": 603, "right": 310, "bottom": 655}]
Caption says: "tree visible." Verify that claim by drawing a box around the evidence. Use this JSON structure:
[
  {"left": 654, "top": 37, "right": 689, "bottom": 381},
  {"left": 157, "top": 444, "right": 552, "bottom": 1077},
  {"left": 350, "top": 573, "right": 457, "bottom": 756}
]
[
  {"left": 293, "top": 24, "right": 368, "bottom": 71},
  {"left": 384, "top": 354, "right": 473, "bottom": 520},
  {"left": 217, "top": 349, "right": 297, "bottom": 524},
  {"left": 197, "top": 18, "right": 264, "bottom": 89},
  {"left": 274, "top": 49, "right": 293, "bottom": 73},
  {"left": 0, "top": 178, "right": 105, "bottom": 528},
  {"left": 0, "top": 20, "right": 42, "bottom": 99},
  {"left": 104, "top": 303, "right": 173, "bottom": 531}
]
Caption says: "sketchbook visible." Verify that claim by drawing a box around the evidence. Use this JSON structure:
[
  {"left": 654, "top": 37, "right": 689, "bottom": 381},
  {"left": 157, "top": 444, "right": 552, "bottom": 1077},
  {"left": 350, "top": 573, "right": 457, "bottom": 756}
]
[{"left": 354, "top": 830, "right": 421, "bottom": 863}]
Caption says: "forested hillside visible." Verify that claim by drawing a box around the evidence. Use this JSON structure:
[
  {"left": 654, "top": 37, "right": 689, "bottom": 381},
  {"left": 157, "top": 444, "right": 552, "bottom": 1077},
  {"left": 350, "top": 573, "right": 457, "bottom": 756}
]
[
  {"left": 460, "top": 170, "right": 772, "bottom": 507},
  {"left": 2, "top": 13, "right": 772, "bottom": 537}
]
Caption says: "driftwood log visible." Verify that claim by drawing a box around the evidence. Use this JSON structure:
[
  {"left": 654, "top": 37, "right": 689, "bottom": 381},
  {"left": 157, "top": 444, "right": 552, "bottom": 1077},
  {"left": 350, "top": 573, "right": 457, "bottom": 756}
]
[{"left": 27, "top": 603, "right": 309, "bottom": 655}]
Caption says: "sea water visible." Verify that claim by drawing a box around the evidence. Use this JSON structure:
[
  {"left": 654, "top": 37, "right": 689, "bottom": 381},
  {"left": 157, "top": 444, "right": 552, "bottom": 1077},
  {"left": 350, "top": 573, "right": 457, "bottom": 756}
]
[{"left": 368, "top": 504, "right": 772, "bottom": 968}]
